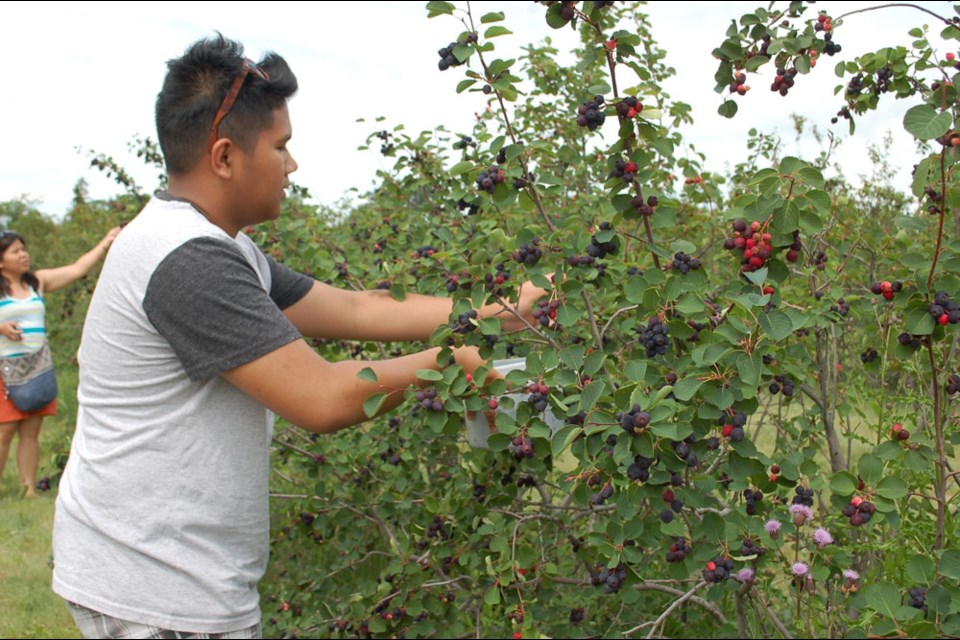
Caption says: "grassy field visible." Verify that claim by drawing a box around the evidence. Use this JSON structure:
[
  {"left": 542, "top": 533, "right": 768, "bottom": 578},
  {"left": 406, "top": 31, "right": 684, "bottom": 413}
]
[{"left": 0, "top": 413, "right": 78, "bottom": 639}]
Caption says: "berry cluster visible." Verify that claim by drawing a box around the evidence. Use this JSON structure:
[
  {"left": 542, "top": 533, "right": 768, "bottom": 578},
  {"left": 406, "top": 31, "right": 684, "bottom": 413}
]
[
  {"left": 484, "top": 264, "right": 510, "bottom": 295},
  {"left": 414, "top": 245, "right": 439, "bottom": 259},
  {"left": 617, "top": 403, "right": 651, "bottom": 435},
  {"left": 924, "top": 186, "right": 944, "bottom": 215},
  {"left": 719, "top": 410, "right": 748, "bottom": 441},
  {"left": 608, "top": 158, "right": 638, "bottom": 182},
  {"left": 739, "top": 538, "right": 765, "bottom": 558},
  {"left": 829, "top": 299, "right": 849, "bottom": 316},
  {"left": 36, "top": 476, "right": 51, "bottom": 492},
  {"left": 615, "top": 96, "right": 643, "bottom": 118},
  {"left": 860, "top": 347, "right": 878, "bottom": 364},
  {"left": 444, "top": 270, "right": 469, "bottom": 293},
  {"left": 588, "top": 222, "right": 618, "bottom": 258},
  {"left": 659, "top": 488, "right": 684, "bottom": 523},
  {"left": 670, "top": 251, "right": 701, "bottom": 274},
  {"left": 532, "top": 299, "right": 559, "bottom": 328},
  {"left": 513, "top": 238, "right": 542, "bottom": 265},
  {"left": 846, "top": 72, "right": 865, "bottom": 98},
  {"left": 375, "top": 130, "right": 394, "bottom": 155},
  {"left": 831, "top": 106, "right": 852, "bottom": 124},
  {"left": 637, "top": 316, "right": 670, "bottom": 357},
  {"left": 793, "top": 485, "right": 815, "bottom": 507},
  {"left": 870, "top": 280, "right": 903, "bottom": 301},
  {"left": 771, "top": 66, "right": 799, "bottom": 96},
  {"left": 908, "top": 587, "right": 928, "bottom": 612},
  {"left": 890, "top": 422, "right": 910, "bottom": 441},
  {"left": 769, "top": 375, "right": 795, "bottom": 397},
  {"left": 947, "top": 374, "right": 960, "bottom": 394},
  {"left": 589, "top": 481, "right": 614, "bottom": 506},
  {"left": 456, "top": 197, "right": 480, "bottom": 216},
  {"left": 666, "top": 538, "right": 691, "bottom": 563},
  {"left": 426, "top": 515, "right": 449, "bottom": 539},
  {"left": 629, "top": 194, "right": 658, "bottom": 217},
  {"left": 930, "top": 291, "right": 960, "bottom": 326},
  {"left": 672, "top": 439, "right": 698, "bottom": 468},
  {"left": 476, "top": 165, "right": 505, "bottom": 194},
  {"left": 526, "top": 382, "right": 550, "bottom": 411},
  {"left": 576, "top": 95, "right": 606, "bottom": 131},
  {"left": 472, "top": 481, "right": 486, "bottom": 501},
  {"left": 729, "top": 71, "right": 750, "bottom": 95},
  {"left": 569, "top": 607, "right": 585, "bottom": 625},
  {"left": 590, "top": 563, "right": 627, "bottom": 593},
  {"left": 722, "top": 219, "right": 775, "bottom": 272},
  {"left": 822, "top": 32, "right": 842, "bottom": 56},
  {"left": 743, "top": 489, "right": 763, "bottom": 516},
  {"left": 567, "top": 254, "right": 598, "bottom": 268},
  {"left": 841, "top": 496, "right": 875, "bottom": 526},
  {"left": 626, "top": 454, "right": 657, "bottom": 482},
  {"left": 451, "top": 309, "right": 478, "bottom": 334},
  {"left": 437, "top": 33, "right": 477, "bottom": 71},
  {"left": 813, "top": 251, "right": 828, "bottom": 271},
  {"left": 874, "top": 66, "right": 894, "bottom": 94},
  {"left": 415, "top": 388, "right": 443, "bottom": 412},
  {"left": 453, "top": 135, "right": 476, "bottom": 150},
  {"left": 898, "top": 332, "right": 925, "bottom": 350},
  {"left": 813, "top": 13, "right": 834, "bottom": 33},
  {"left": 702, "top": 557, "right": 735, "bottom": 583},
  {"left": 511, "top": 434, "right": 534, "bottom": 459}
]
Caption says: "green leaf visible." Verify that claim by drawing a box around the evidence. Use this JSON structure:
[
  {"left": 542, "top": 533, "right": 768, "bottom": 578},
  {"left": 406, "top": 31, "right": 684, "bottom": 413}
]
[
  {"left": 363, "top": 392, "right": 387, "bottom": 418},
  {"left": 556, "top": 304, "right": 581, "bottom": 326},
  {"left": 416, "top": 369, "right": 444, "bottom": 382},
  {"left": 735, "top": 351, "right": 761, "bottom": 387},
  {"left": 830, "top": 472, "right": 858, "bottom": 496},
  {"left": 484, "top": 26, "right": 512, "bottom": 38},
  {"left": 357, "top": 367, "right": 378, "bottom": 383},
  {"left": 426, "top": 1, "right": 456, "bottom": 17},
  {"left": 560, "top": 345, "right": 586, "bottom": 371},
  {"left": 551, "top": 424, "right": 581, "bottom": 459},
  {"left": 940, "top": 549, "right": 960, "bottom": 580},
  {"left": 455, "top": 79, "right": 477, "bottom": 94},
  {"left": 907, "top": 555, "right": 936, "bottom": 587},
  {"left": 865, "top": 583, "right": 903, "bottom": 618},
  {"left": 718, "top": 100, "right": 738, "bottom": 118},
  {"left": 580, "top": 381, "right": 607, "bottom": 412},
  {"left": 858, "top": 454, "right": 884, "bottom": 487},
  {"left": 480, "top": 11, "right": 505, "bottom": 23},
  {"left": 876, "top": 476, "right": 908, "bottom": 500},
  {"left": 905, "top": 304, "right": 936, "bottom": 336},
  {"left": 625, "top": 360, "right": 647, "bottom": 382},
  {"left": 759, "top": 309, "right": 793, "bottom": 341},
  {"left": 903, "top": 104, "right": 953, "bottom": 140},
  {"left": 450, "top": 161, "right": 474, "bottom": 176},
  {"left": 673, "top": 377, "right": 704, "bottom": 402},
  {"left": 478, "top": 318, "right": 501, "bottom": 335}
]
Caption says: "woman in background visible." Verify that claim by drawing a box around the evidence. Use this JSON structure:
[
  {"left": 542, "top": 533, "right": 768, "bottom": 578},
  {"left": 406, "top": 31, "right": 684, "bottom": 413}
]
[{"left": 0, "top": 227, "right": 120, "bottom": 497}]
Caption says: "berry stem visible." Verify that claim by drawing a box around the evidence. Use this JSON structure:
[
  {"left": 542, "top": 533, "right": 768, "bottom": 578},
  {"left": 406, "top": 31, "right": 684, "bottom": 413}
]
[
  {"left": 834, "top": 3, "right": 957, "bottom": 27},
  {"left": 926, "top": 342, "right": 947, "bottom": 565},
  {"left": 927, "top": 82, "right": 949, "bottom": 291}
]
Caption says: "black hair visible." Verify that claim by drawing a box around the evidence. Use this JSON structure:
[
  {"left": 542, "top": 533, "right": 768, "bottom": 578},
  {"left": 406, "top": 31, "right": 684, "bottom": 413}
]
[
  {"left": 0, "top": 232, "right": 41, "bottom": 297},
  {"left": 155, "top": 34, "right": 298, "bottom": 174}
]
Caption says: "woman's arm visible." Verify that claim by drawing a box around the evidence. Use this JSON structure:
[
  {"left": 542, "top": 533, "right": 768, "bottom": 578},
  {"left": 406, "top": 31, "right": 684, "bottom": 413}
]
[{"left": 35, "top": 227, "right": 121, "bottom": 294}]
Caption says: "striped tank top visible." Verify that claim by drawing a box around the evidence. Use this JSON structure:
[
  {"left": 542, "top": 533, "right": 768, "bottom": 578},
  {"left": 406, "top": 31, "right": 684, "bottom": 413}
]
[{"left": 0, "top": 288, "right": 46, "bottom": 357}]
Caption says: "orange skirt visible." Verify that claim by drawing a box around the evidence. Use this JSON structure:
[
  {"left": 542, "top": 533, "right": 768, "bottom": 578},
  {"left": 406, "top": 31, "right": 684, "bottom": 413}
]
[{"left": 0, "top": 375, "right": 57, "bottom": 423}]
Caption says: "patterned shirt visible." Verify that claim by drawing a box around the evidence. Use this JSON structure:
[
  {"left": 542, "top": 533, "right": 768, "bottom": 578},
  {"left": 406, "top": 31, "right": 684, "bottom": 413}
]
[{"left": 0, "top": 288, "right": 45, "bottom": 357}]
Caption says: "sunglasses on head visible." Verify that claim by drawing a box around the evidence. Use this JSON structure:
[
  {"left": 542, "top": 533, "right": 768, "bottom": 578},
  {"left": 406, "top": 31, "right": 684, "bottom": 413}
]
[{"left": 207, "top": 58, "right": 270, "bottom": 153}]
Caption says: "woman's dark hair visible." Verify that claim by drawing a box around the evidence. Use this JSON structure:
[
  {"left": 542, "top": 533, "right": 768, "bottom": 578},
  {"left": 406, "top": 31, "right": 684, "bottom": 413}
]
[
  {"left": 0, "top": 232, "right": 40, "bottom": 297},
  {"left": 155, "top": 34, "right": 298, "bottom": 175}
]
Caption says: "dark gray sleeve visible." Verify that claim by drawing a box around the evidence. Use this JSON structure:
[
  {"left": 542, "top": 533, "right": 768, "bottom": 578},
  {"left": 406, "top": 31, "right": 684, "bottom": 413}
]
[
  {"left": 143, "top": 237, "right": 305, "bottom": 381},
  {"left": 265, "top": 252, "right": 314, "bottom": 310}
]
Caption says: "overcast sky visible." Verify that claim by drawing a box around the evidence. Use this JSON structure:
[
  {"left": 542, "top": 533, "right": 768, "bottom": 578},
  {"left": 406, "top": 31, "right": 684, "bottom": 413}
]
[{"left": 2, "top": 1, "right": 953, "bottom": 216}]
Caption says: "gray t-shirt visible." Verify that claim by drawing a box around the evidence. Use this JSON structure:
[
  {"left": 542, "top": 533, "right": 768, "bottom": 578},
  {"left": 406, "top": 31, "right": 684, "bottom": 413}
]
[{"left": 52, "top": 195, "right": 313, "bottom": 632}]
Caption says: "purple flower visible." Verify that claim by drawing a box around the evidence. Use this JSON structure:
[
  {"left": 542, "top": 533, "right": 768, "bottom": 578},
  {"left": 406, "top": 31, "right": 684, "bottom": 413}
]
[
  {"left": 765, "top": 519, "right": 782, "bottom": 538},
  {"left": 790, "top": 503, "right": 813, "bottom": 526},
  {"left": 791, "top": 562, "right": 809, "bottom": 578},
  {"left": 813, "top": 527, "right": 833, "bottom": 548},
  {"left": 843, "top": 569, "right": 860, "bottom": 581},
  {"left": 734, "top": 568, "right": 756, "bottom": 583}
]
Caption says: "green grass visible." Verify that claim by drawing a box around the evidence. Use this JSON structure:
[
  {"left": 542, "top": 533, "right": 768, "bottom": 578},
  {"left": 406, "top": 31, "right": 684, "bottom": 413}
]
[{"left": 0, "top": 410, "right": 79, "bottom": 639}]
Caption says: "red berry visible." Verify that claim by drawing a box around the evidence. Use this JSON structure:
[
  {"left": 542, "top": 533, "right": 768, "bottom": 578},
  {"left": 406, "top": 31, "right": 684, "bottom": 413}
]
[
  {"left": 706, "top": 561, "right": 717, "bottom": 571},
  {"left": 624, "top": 162, "right": 638, "bottom": 173},
  {"left": 751, "top": 221, "right": 762, "bottom": 232},
  {"left": 786, "top": 249, "right": 799, "bottom": 263},
  {"left": 488, "top": 398, "right": 500, "bottom": 410},
  {"left": 771, "top": 465, "right": 781, "bottom": 474},
  {"left": 940, "top": 313, "right": 950, "bottom": 325},
  {"left": 769, "top": 473, "right": 778, "bottom": 482},
  {"left": 948, "top": 52, "right": 956, "bottom": 61},
  {"left": 763, "top": 286, "right": 775, "bottom": 295},
  {"left": 514, "top": 634, "right": 522, "bottom": 640},
  {"left": 604, "top": 39, "right": 617, "bottom": 50},
  {"left": 851, "top": 496, "right": 863, "bottom": 507},
  {"left": 882, "top": 291, "right": 894, "bottom": 301},
  {"left": 892, "top": 423, "right": 902, "bottom": 432},
  {"left": 722, "top": 424, "right": 734, "bottom": 438},
  {"left": 880, "top": 281, "right": 892, "bottom": 293}
]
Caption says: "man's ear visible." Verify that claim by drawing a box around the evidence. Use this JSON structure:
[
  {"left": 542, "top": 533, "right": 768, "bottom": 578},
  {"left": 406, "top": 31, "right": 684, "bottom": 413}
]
[{"left": 209, "top": 138, "right": 235, "bottom": 179}]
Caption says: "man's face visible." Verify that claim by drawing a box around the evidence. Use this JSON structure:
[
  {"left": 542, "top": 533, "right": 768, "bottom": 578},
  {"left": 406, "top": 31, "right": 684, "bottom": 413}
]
[{"left": 231, "top": 103, "right": 298, "bottom": 228}]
